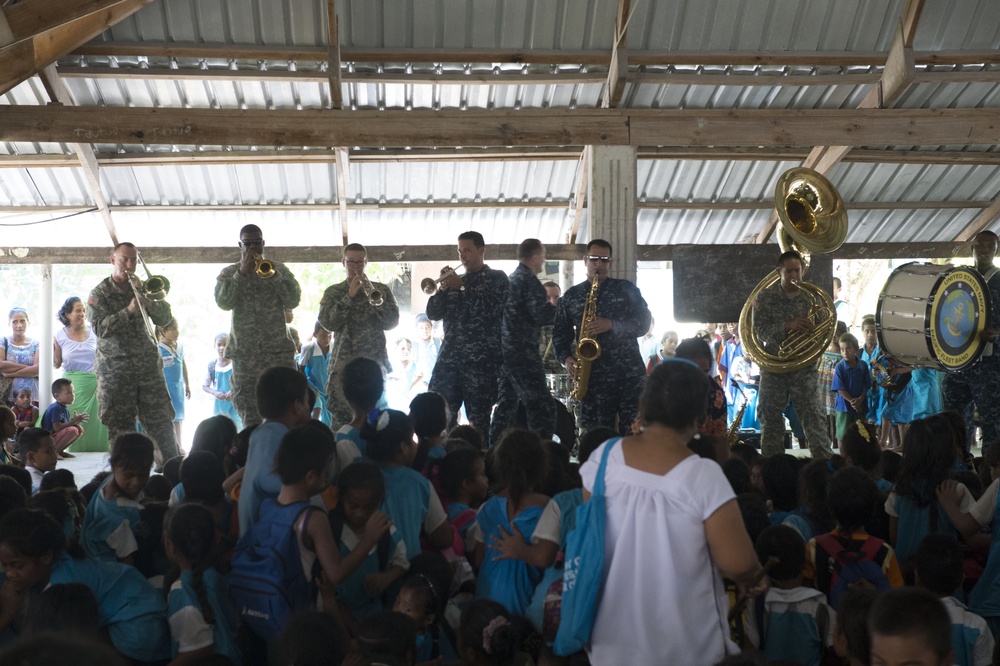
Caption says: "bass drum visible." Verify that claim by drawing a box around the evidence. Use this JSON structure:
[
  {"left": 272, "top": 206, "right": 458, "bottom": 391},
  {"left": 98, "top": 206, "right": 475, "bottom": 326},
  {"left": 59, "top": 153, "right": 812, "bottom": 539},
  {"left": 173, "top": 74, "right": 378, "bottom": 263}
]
[{"left": 876, "top": 262, "right": 992, "bottom": 372}]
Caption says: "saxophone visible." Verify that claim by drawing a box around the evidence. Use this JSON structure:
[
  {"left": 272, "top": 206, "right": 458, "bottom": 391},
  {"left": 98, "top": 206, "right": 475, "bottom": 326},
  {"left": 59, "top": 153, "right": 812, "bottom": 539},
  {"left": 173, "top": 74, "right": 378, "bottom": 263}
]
[
  {"left": 570, "top": 274, "right": 602, "bottom": 401},
  {"left": 727, "top": 401, "right": 748, "bottom": 447}
]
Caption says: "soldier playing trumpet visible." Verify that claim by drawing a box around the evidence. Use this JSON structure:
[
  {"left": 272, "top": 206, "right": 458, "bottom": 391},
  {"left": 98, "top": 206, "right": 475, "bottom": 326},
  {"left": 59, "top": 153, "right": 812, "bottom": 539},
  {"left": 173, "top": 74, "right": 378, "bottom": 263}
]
[
  {"left": 553, "top": 239, "right": 651, "bottom": 435},
  {"left": 87, "top": 242, "right": 179, "bottom": 466},
  {"left": 318, "top": 243, "right": 400, "bottom": 429}
]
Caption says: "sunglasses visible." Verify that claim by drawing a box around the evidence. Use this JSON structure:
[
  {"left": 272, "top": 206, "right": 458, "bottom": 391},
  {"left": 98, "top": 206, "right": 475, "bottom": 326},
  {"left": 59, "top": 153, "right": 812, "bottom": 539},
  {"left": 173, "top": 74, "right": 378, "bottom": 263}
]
[{"left": 587, "top": 255, "right": 611, "bottom": 263}]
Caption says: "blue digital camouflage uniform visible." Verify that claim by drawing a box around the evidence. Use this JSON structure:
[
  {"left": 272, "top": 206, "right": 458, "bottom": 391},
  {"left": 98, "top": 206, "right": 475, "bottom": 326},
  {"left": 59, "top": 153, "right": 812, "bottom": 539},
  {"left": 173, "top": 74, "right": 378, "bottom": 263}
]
[
  {"left": 751, "top": 284, "right": 833, "bottom": 458},
  {"left": 318, "top": 278, "right": 400, "bottom": 429},
  {"left": 553, "top": 278, "right": 651, "bottom": 435},
  {"left": 489, "top": 262, "right": 556, "bottom": 446},
  {"left": 943, "top": 268, "right": 1000, "bottom": 453},
  {"left": 215, "top": 260, "right": 301, "bottom": 427},
  {"left": 427, "top": 265, "right": 509, "bottom": 435},
  {"left": 87, "top": 275, "right": 179, "bottom": 466}
]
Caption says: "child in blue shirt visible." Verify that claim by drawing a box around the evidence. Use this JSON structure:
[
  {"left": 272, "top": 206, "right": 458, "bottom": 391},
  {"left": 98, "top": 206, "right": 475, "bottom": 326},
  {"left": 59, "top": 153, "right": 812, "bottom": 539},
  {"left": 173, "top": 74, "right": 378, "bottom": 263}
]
[
  {"left": 438, "top": 446, "right": 489, "bottom": 554},
  {"left": 298, "top": 321, "right": 332, "bottom": 426},
  {"left": 335, "top": 357, "right": 385, "bottom": 475},
  {"left": 164, "top": 502, "right": 242, "bottom": 665},
  {"left": 0, "top": 508, "right": 171, "bottom": 661},
  {"left": 362, "top": 408, "right": 453, "bottom": 558},
  {"left": 748, "top": 524, "right": 836, "bottom": 666},
  {"left": 81, "top": 433, "right": 154, "bottom": 564},
  {"left": 393, "top": 553, "right": 458, "bottom": 662},
  {"left": 473, "top": 428, "right": 549, "bottom": 616},
  {"left": 831, "top": 333, "right": 870, "bottom": 447}
]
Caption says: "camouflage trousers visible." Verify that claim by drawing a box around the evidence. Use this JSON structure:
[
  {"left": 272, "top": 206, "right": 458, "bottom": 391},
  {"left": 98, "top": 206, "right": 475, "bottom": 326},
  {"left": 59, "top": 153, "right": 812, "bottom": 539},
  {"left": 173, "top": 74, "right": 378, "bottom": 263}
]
[
  {"left": 429, "top": 361, "right": 500, "bottom": 441},
  {"left": 758, "top": 367, "right": 833, "bottom": 458},
  {"left": 231, "top": 352, "right": 297, "bottom": 428},
  {"left": 96, "top": 365, "right": 179, "bottom": 467},
  {"left": 943, "top": 355, "right": 1000, "bottom": 453},
  {"left": 579, "top": 374, "right": 644, "bottom": 437},
  {"left": 325, "top": 364, "right": 355, "bottom": 432},
  {"left": 489, "top": 361, "right": 555, "bottom": 446}
]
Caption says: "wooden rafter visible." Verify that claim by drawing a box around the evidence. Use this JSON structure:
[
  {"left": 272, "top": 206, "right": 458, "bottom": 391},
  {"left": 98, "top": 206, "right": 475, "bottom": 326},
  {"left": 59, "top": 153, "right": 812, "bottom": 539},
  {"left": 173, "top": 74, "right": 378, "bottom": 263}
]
[
  {"left": 326, "top": 0, "right": 343, "bottom": 109},
  {"left": 335, "top": 147, "right": 350, "bottom": 244},
  {"left": 601, "top": 0, "right": 630, "bottom": 108},
  {"left": 69, "top": 42, "right": 1000, "bottom": 67},
  {"left": 37, "top": 64, "right": 118, "bottom": 245},
  {"left": 570, "top": 148, "right": 590, "bottom": 243},
  {"left": 756, "top": 0, "right": 925, "bottom": 243},
  {"left": 0, "top": 0, "right": 153, "bottom": 96},
  {"left": 956, "top": 197, "right": 1000, "bottom": 242},
  {"left": 3, "top": 106, "right": 997, "bottom": 149}
]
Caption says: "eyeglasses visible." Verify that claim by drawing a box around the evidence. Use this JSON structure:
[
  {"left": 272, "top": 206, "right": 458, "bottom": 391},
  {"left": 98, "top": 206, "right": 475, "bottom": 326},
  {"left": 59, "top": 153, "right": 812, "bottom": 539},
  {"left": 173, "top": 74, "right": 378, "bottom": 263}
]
[
  {"left": 587, "top": 255, "right": 612, "bottom": 263},
  {"left": 239, "top": 239, "right": 264, "bottom": 247},
  {"left": 345, "top": 259, "right": 367, "bottom": 266}
]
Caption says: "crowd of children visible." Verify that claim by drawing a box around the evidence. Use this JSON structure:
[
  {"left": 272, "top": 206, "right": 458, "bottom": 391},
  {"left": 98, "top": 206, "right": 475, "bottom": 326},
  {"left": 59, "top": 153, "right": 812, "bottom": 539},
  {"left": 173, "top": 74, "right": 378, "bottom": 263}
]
[{"left": 2, "top": 348, "right": 1000, "bottom": 666}]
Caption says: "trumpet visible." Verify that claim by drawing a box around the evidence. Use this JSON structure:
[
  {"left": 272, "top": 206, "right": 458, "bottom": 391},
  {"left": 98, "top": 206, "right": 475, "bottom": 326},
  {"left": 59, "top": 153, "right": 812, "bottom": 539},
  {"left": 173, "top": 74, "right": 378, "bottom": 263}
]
[
  {"left": 255, "top": 254, "right": 275, "bottom": 279},
  {"left": 420, "top": 265, "right": 465, "bottom": 295},
  {"left": 359, "top": 274, "right": 384, "bottom": 307},
  {"left": 128, "top": 253, "right": 170, "bottom": 343}
]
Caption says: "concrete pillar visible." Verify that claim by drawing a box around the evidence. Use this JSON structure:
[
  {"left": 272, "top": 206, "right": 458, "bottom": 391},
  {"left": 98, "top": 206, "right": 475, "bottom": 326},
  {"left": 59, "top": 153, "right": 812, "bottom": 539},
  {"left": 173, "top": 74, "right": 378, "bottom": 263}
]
[
  {"left": 587, "top": 145, "right": 638, "bottom": 283},
  {"left": 560, "top": 259, "right": 576, "bottom": 293},
  {"left": 39, "top": 264, "right": 53, "bottom": 415}
]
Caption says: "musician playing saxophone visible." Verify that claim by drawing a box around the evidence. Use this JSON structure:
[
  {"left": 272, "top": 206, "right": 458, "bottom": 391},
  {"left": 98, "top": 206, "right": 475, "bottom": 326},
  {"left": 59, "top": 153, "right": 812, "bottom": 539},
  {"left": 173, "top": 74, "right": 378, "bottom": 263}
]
[
  {"left": 553, "top": 239, "right": 651, "bottom": 435},
  {"left": 87, "top": 242, "right": 179, "bottom": 465},
  {"left": 751, "top": 250, "right": 833, "bottom": 458}
]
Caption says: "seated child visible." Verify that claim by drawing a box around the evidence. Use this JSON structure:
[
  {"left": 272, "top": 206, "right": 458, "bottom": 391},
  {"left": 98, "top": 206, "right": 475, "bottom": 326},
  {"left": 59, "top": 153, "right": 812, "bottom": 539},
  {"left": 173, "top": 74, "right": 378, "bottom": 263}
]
[
  {"left": 832, "top": 587, "right": 877, "bottom": 666},
  {"left": 458, "top": 599, "right": 524, "bottom": 666},
  {"left": 163, "top": 503, "right": 241, "bottom": 665},
  {"left": 0, "top": 406, "right": 16, "bottom": 465},
  {"left": 409, "top": 391, "right": 449, "bottom": 476},
  {"left": 831, "top": 333, "right": 870, "bottom": 446},
  {"left": 23, "top": 582, "right": 102, "bottom": 642},
  {"left": 331, "top": 460, "right": 408, "bottom": 627},
  {"left": 40, "top": 379, "right": 87, "bottom": 458},
  {"left": 80, "top": 433, "right": 153, "bottom": 564},
  {"left": 805, "top": 467, "right": 903, "bottom": 610},
  {"left": 356, "top": 610, "right": 417, "bottom": 666},
  {"left": 0, "top": 508, "right": 171, "bottom": 662},
  {"left": 393, "top": 553, "right": 458, "bottom": 662},
  {"left": 335, "top": 357, "right": 385, "bottom": 475},
  {"left": 748, "top": 524, "right": 836, "bottom": 666},
  {"left": 916, "top": 533, "right": 995, "bottom": 666},
  {"left": 179, "top": 451, "right": 239, "bottom": 565},
  {"left": 438, "top": 445, "right": 488, "bottom": 555},
  {"left": 11, "top": 388, "right": 38, "bottom": 437},
  {"left": 18, "top": 428, "right": 57, "bottom": 494},
  {"left": 869, "top": 587, "right": 954, "bottom": 666}
]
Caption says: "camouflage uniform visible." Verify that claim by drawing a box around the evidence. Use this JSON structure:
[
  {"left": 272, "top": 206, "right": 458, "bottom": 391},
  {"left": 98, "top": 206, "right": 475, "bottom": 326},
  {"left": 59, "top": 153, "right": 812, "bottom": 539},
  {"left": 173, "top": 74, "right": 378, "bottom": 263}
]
[
  {"left": 489, "top": 263, "right": 556, "bottom": 445},
  {"left": 87, "top": 276, "right": 179, "bottom": 466},
  {"left": 943, "top": 268, "right": 1000, "bottom": 452},
  {"left": 215, "top": 260, "right": 301, "bottom": 427},
  {"left": 318, "top": 279, "right": 400, "bottom": 428},
  {"left": 752, "top": 284, "right": 833, "bottom": 458},
  {"left": 553, "top": 278, "right": 651, "bottom": 435},
  {"left": 427, "top": 265, "right": 509, "bottom": 434},
  {"left": 539, "top": 325, "right": 565, "bottom": 374}
]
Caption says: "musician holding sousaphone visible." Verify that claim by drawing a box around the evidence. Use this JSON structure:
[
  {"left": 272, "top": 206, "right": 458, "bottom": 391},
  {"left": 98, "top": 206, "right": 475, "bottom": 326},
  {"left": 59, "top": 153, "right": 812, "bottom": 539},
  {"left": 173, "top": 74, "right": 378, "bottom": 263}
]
[
  {"left": 318, "top": 243, "right": 400, "bottom": 429},
  {"left": 87, "top": 242, "right": 180, "bottom": 465},
  {"left": 215, "top": 224, "right": 302, "bottom": 427},
  {"left": 552, "top": 239, "right": 651, "bottom": 435}
]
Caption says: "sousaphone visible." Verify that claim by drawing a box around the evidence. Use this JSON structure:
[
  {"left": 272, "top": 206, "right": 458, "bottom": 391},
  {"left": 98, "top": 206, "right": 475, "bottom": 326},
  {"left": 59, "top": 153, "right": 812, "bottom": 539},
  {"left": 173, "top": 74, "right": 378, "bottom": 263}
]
[{"left": 738, "top": 167, "right": 848, "bottom": 373}]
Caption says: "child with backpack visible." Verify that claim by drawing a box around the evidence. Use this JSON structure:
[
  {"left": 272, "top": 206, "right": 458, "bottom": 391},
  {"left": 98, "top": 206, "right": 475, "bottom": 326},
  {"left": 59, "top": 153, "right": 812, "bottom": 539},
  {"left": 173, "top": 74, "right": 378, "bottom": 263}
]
[
  {"left": 437, "top": 445, "right": 488, "bottom": 555},
  {"left": 782, "top": 458, "right": 834, "bottom": 542},
  {"left": 330, "top": 460, "right": 408, "bottom": 629},
  {"left": 229, "top": 422, "right": 391, "bottom": 644},
  {"left": 804, "top": 467, "right": 903, "bottom": 610},
  {"left": 335, "top": 357, "right": 385, "bottom": 474},
  {"left": 746, "top": 524, "right": 835, "bottom": 666},
  {"left": 915, "top": 533, "right": 995, "bottom": 666}
]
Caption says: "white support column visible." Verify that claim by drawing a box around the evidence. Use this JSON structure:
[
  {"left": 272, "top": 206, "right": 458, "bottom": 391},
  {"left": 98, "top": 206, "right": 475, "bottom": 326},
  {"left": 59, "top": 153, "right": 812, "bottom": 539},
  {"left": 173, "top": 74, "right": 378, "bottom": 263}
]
[
  {"left": 587, "top": 145, "right": 638, "bottom": 282},
  {"left": 560, "top": 259, "right": 576, "bottom": 293},
  {"left": 39, "top": 264, "right": 54, "bottom": 415}
]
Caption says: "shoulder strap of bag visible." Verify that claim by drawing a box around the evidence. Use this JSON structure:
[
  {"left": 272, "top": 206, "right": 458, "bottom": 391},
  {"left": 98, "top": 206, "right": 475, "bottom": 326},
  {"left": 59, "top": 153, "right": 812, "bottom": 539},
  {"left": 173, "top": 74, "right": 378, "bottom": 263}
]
[{"left": 591, "top": 437, "right": 620, "bottom": 499}]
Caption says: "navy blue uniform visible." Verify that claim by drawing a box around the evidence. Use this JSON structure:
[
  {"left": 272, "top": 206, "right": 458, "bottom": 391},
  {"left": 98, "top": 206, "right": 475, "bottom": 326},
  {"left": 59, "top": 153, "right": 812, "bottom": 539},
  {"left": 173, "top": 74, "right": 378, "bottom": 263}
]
[
  {"left": 489, "top": 263, "right": 556, "bottom": 445},
  {"left": 427, "top": 265, "right": 508, "bottom": 434},
  {"left": 553, "top": 278, "right": 651, "bottom": 435}
]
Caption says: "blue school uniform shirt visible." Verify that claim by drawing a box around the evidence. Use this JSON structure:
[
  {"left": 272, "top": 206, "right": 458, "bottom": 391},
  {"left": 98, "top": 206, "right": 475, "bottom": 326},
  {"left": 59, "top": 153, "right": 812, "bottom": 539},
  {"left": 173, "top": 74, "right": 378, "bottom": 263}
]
[
  {"left": 40, "top": 402, "right": 69, "bottom": 430},
  {"left": 831, "top": 358, "right": 871, "bottom": 414},
  {"left": 942, "top": 596, "right": 995, "bottom": 666},
  {"left": 335, "top": 425, "right": 365, "bottom": 476},
  {"left": 238, "top": 421, "right": 288, "bottom": 536},
  {"left": 416, "top": 628, "right": 458, "bottom": 663},
  {"left": 475, "top": 496, "right": 545, "bottom": 616},
  {"left": 168, "top": 568, "right": 243, "bottom": 666},
  {"left": 81, "top": 476, "right": 143, "bottom": 562},
  {"left": 745, "top": 586, "right": 835, "bottom": 666},
  {"left": 335, "top": 524, "right": 408, "bottom": 622},
  {"left": 380, "top": 465, "right": 439, "bottom": 558},
  {"left": 525, "top": 489, "right": 584, "bottom": 634},
  {"left": 970, "top": 480, "right": 1000, "bottom": 619},
  {"left": 887, "top": 490, "right": 964, "bottom": 563}
]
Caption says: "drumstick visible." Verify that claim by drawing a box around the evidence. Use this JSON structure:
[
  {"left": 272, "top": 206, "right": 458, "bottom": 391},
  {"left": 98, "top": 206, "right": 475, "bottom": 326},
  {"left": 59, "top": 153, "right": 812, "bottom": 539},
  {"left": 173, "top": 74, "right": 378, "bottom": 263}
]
[{"left": 727, "top": 556, "right": 779, "bottom": 622}]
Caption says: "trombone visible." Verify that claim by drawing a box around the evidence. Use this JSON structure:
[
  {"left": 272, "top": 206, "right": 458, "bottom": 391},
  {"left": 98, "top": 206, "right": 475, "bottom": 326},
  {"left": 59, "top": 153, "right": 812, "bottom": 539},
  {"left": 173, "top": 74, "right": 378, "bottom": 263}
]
[
  {"left": 420, "top": 265, "right": 465, "bottom": 295},
  {"left": 359, "top": 274, "right": 384, "bottom": 307},
  {"left": 128, "top": 253, "right": 171, "bottom": 342}
]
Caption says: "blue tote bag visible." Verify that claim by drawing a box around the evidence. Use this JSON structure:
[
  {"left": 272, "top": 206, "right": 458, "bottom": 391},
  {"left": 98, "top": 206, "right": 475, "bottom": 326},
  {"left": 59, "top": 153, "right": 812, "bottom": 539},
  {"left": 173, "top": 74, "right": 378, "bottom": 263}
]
[{"left": 553, "top": 437, "right": 619, "bottom": 656}]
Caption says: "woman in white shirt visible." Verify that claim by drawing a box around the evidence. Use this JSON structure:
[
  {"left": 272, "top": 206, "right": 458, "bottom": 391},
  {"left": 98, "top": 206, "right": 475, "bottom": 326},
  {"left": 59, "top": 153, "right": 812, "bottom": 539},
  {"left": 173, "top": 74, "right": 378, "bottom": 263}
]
[
  {"left": 53, "top": 296, "right": 109, "bottom": 452},
  {"left": 580, "top": 360, "right": 765, "bottom": 665}
]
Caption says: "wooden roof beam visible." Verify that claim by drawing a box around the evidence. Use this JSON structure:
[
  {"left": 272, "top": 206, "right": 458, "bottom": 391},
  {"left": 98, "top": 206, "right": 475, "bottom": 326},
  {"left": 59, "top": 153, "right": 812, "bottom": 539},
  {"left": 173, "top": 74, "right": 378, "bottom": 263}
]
[
  {"left": 956, "top": 197, "right": 1000, "bottom": 243},
  {"left": 569, "top": 148, "right": 589, "bottom": 243},
  {"left": 0, "top": 0, "right": 152, "bottom": 95},
  {"left": 601, "top": 0, "right": 631, "bottom": 109},
  {"left": 326, "top": 0, "right": 343, "bottom": 110}
]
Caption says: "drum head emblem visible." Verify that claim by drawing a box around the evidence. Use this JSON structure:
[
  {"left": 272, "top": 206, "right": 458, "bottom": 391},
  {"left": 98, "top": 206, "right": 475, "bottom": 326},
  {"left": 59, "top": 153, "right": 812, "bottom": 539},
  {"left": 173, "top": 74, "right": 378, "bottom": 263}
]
[{"left": 930, "top": 271, "right": 988, "bottom": 370}]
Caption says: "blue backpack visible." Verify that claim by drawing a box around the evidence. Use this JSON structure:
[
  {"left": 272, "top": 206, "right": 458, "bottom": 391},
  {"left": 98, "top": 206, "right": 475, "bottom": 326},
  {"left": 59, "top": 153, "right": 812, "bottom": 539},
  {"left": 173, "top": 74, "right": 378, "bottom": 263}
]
[
  {"left": 229, "top": 499, "right": 318, "bottom": 642},
  {"left": 813, "top": 533, "right": 891, "bottom": 610}
]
